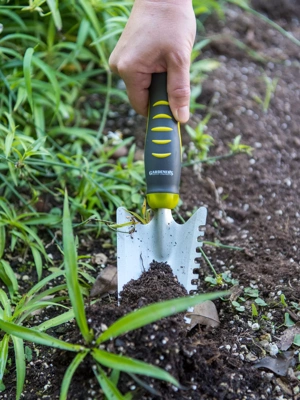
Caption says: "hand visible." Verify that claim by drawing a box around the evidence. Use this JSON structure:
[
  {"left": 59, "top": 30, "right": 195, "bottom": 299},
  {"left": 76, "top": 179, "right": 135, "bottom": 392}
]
[{"left": 109, "top": 0, "right": 196, "bottom": 123}]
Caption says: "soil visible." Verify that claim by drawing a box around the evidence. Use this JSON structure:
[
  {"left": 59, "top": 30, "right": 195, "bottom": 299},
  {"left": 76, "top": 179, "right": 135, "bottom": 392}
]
[{"left": 2, "top": 1, "right": 300, "bottom": 399}]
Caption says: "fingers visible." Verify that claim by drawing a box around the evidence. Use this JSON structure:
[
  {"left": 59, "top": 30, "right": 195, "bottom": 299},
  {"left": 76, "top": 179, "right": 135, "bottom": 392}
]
[
  {"left": 122, "top": 71, "right": 152, "bottom": 117},
  {"left": 109, "top": 51, "right": 152, "bottom": 117},
  {"left": 166, "top": 55, "right": 191, "bottom": 123}
]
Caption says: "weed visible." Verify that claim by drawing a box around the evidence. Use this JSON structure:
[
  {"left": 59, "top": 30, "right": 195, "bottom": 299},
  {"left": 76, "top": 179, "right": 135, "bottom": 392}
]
[
  {"left": 0, "top": 192, "right": 228, "bottom": 399},
  {"left": 252, "top": 75, "right": 278, "bottom": 113}
]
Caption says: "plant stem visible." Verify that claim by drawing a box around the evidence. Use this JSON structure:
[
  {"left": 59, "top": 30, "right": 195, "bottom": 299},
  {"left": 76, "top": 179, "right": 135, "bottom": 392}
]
[
  {"left": 182, "top": 152, "right": 235, "bottom": 167},
  {"left": 204, "top": 241, "right": 244, "bottom": 251},
  {"left": 200, "top": 247, "right": 218, "bottom": 278}
]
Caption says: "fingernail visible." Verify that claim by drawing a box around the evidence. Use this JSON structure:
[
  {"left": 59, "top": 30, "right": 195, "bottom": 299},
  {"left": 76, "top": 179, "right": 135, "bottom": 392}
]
[{"left": 174, "top": 106, "right": 190, "bottom": 123}]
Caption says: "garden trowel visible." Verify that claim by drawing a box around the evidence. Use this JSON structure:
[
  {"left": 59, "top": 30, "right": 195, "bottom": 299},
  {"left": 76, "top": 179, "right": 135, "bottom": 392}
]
[{"left": 117, "top": 73, "right": 207, "bottom": 294}]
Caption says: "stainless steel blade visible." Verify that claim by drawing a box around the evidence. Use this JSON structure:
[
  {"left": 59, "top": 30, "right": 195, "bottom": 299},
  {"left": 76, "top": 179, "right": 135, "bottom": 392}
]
[{"left": 117, "top": 207, "right": 207, "bottom": 294}]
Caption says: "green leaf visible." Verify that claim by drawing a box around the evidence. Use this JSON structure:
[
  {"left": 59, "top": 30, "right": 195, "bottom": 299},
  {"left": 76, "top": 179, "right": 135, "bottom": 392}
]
[
  {"left": 0, "top": 320, "right": 83, "bottom": 352},
  {"left": 24, "top": 214, "right": 61, "bottom": 226},
  {"left": 47, "top": 0, "right": 62, "bottom": 30},
  {"left": 12, "top": 336, "right": 25, "bottom": 400},
  {"left": 0, "top": 289, "right": 11, "bottom": 319},
  {"left": 254, "top": 298, "right": 268, "bottom": 307},
  {"left": 251, "top": 303, "right": 258, "bottom": 317},
  {"left": 232, "top": 301, "right": 245, "bottom": 312},
  {"left": 284, "top": 312, "right": 295, "bottom": 328},
  {"left": 0, "top": 334, "right": 9, "bottom": 386},
  {"left": 31, "top": 246, "right": 43, "bottom": 281},
  {"left": 93, "top": 366, "right": 126, "bottom": 400},
  {"left": 37, "top": 309, "right": 75, "bottom": 332},
  {"left": 280, "top": 294, "right": 287, "bottom": 307},
  {"left": 27, "top": 270, "right": 64, "bottom": 297},
  {"left": 92, "top": 348, "right": 179, "bottom": 386},
  {"left": 97, "top": 291, "right": 228, "bottom": 344},
  {"left": 25, "top": 346, "right": 33, "bottom": 362},
  {"left": 293, "top": 334, "right": 300, "bottom": 347},
  {"left": 60, "top": 351, "right": 88, "bottom": 400},
  {"left": 32, "top": 56, "right": 61, "bottom": 111},
  {"left": 0, "top": 259, "right": 18, "bottom": 296},
  {"left": 244, "top": 287, "right": 259, "bottom": 298},
  {"left": 4, "top": 114, "right": 15, "bottom": 158},
  {"left": 191, "top": 59, "right": 220, "bottom": 73},
  {"left": 63, "top": 191, "right": 92, "bottom": 343},
  {"left": 23, "top": 47, "right": 34, "bottom": 113},
  {"left": 204, "top": 276, "right": 217, "bottom": 285}
]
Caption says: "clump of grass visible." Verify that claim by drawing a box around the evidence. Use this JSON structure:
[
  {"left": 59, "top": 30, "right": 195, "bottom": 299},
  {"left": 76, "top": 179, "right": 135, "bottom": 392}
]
[{"left": 0, "top": 191, "right": 228, "bottom": 399}]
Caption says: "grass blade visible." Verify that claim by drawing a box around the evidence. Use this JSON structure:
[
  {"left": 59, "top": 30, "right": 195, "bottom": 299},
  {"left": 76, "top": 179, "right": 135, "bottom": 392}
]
[
  {"left": 0, "top": 259, "right": 18, "bottom": 296},
  {"left": 93, "top": 366, "right": 126, "bottom": 400},
  {"left": 60, "top": 350, "right": 88, "bottom": 400},
  {"left": 12, "top": 336, "right": 25, "bottom": 400},
  {"left": 46, "top": 0, "right": 62, "bottom": 31},
  {"left": 37, "top": 309, "right": 75, "bottom": 332},
  {"left": 32, "top": 56, "right": 61, "bottom": 111},
  {"left": 31, "top": 245, "right": 43, "bottom": 281},
  {"left": 97, "top": 291, "right": 228, "bottom": 344},
  {"left": 0, "top": 225, "right": 6, "bottom": 259},
  {"left": 23, "top": 47, "right": 34, "bottom": 112},
  {"left": 0, "top": 320, "right": 83, "bottom": 352},
  {"left": 92, "top": 348, "right": 179, "bottom": 386},
  {"left": 63, "top": 191, "right": 92, "bottom": 343},
  {"left": 0, "top": 334, "right": 9, "bottom": 391}
]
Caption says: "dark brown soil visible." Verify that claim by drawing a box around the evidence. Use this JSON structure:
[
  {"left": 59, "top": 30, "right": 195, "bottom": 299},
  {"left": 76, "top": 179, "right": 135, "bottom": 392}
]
[{"left": 2, "top": 1, "right": 300, "bottom": 399}]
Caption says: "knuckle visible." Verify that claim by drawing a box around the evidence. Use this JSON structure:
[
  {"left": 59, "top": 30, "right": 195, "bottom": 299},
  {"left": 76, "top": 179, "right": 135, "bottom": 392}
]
[
  {"left": 171, "top": 85, "right": 190, "bottom": 100},
  {"left": 168, "top": 49, "right": 190, "bottom": 67}
]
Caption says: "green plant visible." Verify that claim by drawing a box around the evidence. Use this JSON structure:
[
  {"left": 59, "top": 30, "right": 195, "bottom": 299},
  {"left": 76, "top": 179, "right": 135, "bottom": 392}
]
[
  {"left": 0, "top": 270, "right": 69, "bottom": 397},
  {"left": 0, "top": 1, "right": 143, "bottom": 227},
  {"left": 185, "top": 115, "right": 214, "bottom": 162},
  {"left": 0, "top": 197, "right": 57, "bottom": 280},
  {"left": 0, "top": 192, "right": 228, "bottom": 399},
  {"left": 253, "top": 75, "right": 278, "bottom": 113}
]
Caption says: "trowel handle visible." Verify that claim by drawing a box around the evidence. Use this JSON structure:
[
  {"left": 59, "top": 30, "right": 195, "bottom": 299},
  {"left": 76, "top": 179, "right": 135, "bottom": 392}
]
[{"left": 144, "top": 73, "right": 182, "bottom": 209}]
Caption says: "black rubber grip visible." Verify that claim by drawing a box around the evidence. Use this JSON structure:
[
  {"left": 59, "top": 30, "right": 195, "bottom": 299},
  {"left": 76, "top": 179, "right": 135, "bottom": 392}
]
[{"left": 144, "top": 73, "right": 181, "bottom": 209}]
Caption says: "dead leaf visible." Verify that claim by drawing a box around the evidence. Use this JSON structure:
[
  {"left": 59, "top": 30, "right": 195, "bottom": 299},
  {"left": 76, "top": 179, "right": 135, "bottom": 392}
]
[
  {"left": 277, "top": 323, "right": 300, "bottom": 351},
  {"left": 90, "top": 265, "right": 117, "bottom": 297},
  {"left": 253, "top": 351, "right": 295, "bottom": 376},
  {"left": 92, "top": 253, "right": 108, "bottom": 265},
  {"left": 186, "top": 300, "right": 220, "bottom": 329},
  {"left": 229, "top": 285, "right": 243, "bottom": 302},
  {"left": 276, "top": 377, "right": 293, "bottom": 396}
]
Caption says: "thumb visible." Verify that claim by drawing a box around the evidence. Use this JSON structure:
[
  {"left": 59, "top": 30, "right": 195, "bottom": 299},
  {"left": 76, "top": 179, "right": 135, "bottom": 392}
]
[{"left": 167, "top": 64, "right": 191, "bottom": 123}]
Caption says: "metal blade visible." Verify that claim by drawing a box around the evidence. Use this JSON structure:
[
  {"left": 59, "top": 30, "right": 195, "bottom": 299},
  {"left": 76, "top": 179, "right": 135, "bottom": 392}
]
[{"left": 117, "top": 207, "right": 207, "bottom": 294}]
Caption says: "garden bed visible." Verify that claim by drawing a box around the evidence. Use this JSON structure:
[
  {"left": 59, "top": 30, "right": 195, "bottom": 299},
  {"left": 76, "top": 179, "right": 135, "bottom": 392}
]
[{"left": 2, "top": 0, "right": 300, "bottom": 399}]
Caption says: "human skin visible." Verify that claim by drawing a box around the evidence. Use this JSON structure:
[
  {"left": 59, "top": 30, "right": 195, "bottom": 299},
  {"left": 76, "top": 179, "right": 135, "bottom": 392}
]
[{"left": 109, "top": 0, "right": 196, "bottom": 123}]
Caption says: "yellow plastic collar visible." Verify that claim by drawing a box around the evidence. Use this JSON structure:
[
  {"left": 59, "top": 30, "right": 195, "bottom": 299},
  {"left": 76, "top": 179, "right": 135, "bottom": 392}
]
[{"left": 147, "top": 193, "right": 179, "bottom": 209}]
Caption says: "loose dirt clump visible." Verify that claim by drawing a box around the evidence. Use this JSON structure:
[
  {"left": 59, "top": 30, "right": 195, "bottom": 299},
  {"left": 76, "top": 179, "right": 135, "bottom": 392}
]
[{"left": 56, "top": 264, "right": 269, "bottom": 400}]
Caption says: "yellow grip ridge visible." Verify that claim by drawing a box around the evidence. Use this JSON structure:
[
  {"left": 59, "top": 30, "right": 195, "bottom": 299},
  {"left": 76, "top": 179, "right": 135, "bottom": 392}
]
[
  {"left": 153, "top": 113, "right": 172, "bottom": 119},
  {"left": 152, "top": 139, "right": 171, "bottom": 144},
  {"left": 151, "top": 127, "right": 173, "bottom": 132},
  {"left": 153, "top": 100, "right": 169, "bottom": 106},
  {"left": 152, "top": 153, "right": 171, "bottom": 158}
]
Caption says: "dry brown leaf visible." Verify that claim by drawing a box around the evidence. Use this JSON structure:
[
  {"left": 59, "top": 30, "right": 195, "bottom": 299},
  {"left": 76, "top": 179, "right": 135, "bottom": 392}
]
[
  {"left": 277, "top": 322, "right": 300, "bottom": 351},
  {"left": 253, "top": 351, "right": 295, "bottom": 376},
  {"left": 276, "top": 377, "right": 293, "bottom": 396},
  {"left": 229, "top": 285, "right": 243, "bottom": 302},
  {"left": 186, "top": 300, "right": 220, "bottom": 329},
  {"left": 90, "top": 265, "right": 117, "bottom": 297}
]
